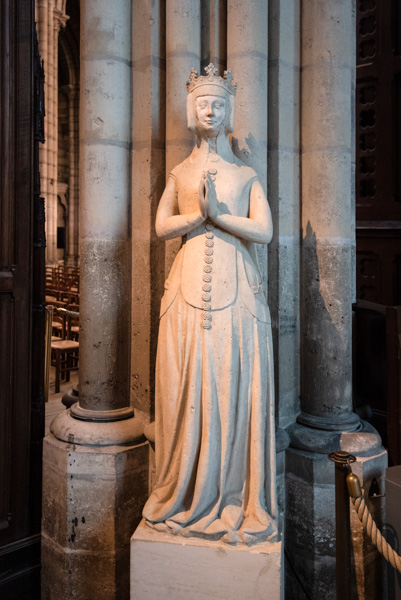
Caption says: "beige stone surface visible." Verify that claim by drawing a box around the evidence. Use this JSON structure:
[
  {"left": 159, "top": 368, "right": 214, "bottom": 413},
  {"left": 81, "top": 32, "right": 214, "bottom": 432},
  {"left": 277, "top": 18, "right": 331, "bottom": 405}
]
[
  {"left": 227, "top": 0, "right": 268, "bottom": 291},
  {"left": 267, "top": 0, "right": 301, "bottom": 429},
  {"left": 50, "top": 408, "right": 144, "bottom": 446},
  {"left": 299, "top": 0, "right": 356, "bottom": 426},
  {"left": 42, "top": 434, "right": 149, "bottom": 600},
  {"left": 164, "top": 0, "right": 201, "bottom": 278},
  {"left": 78, "top": 0, "right": 132, "bottom": 415},
  {"left": 142, "top": 66, "right": 277, "bottom": 546},
  {"left": 131, "top": 0, "right": 166, "bottom": 418},
  {"left": 131, "top": 520, "right": 283, "bottom": 600}
]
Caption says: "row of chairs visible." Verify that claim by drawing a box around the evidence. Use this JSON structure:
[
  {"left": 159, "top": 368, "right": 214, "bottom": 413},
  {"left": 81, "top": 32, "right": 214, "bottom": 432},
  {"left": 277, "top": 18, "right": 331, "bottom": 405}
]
[
  {"left": 46, "top": 266, "right": 80, "bottom": 395},
  {"left": 46, "top": 266, "right": 80, "bottom": 305}
]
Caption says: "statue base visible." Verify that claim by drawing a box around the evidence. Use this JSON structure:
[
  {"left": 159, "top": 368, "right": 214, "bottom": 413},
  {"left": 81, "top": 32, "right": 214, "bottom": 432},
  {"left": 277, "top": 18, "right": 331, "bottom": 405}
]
[{"left": 130, "top": 520, "right": 283, "bottom": 599}]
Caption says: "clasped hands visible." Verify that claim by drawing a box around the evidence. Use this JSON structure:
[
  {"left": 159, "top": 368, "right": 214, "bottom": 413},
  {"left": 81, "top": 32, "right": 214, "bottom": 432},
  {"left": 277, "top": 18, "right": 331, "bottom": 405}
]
[{"left": 198, "top": 171, "right": 220, "bottom": 221}]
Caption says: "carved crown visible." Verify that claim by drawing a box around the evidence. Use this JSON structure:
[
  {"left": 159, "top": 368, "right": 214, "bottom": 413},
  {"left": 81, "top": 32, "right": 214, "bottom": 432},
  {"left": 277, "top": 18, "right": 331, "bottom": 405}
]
[{"left": 186, "top": 63, "right": 237, "bottom": 96}]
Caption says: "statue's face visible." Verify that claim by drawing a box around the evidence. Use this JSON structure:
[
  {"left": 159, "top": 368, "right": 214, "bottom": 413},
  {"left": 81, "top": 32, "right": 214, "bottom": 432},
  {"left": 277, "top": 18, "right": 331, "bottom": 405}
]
[{"left": 195, "top": 95, "right": 226, "bottom": 132}]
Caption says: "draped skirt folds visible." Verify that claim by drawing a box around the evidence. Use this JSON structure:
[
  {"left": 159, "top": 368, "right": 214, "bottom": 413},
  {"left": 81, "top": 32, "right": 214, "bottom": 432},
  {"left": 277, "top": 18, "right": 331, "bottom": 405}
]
[{"left": 143, "top": 291, "right": 278, "bottom": 546}]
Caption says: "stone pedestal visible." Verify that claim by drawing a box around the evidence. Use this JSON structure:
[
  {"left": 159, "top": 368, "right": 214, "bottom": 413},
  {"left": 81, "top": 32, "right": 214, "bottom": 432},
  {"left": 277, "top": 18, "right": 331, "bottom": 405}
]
[
  {"left": 130, "top": 520, "right": 283, "bottom": 600},
  {"left": 42, "top": 433, "right": 149, "bottom": 600},
  {"left": 285, "top": 423, "right": 387, "bottom": 600}
]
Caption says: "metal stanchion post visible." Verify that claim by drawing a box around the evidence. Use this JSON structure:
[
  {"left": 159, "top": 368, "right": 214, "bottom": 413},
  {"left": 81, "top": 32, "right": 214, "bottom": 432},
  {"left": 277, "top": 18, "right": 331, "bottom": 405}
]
[{"left": 328, "top": 450, "right": 357, "bottom": 600}]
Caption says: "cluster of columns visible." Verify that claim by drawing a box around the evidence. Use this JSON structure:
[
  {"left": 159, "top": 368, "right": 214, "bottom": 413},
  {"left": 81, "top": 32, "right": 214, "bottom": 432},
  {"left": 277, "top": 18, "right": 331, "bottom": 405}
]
[
  {"left": 41, "top": 0, "right": 387, "bottom": 599},
  {"left": 285, "top": 1, "right": 386, "bottom": 598}
]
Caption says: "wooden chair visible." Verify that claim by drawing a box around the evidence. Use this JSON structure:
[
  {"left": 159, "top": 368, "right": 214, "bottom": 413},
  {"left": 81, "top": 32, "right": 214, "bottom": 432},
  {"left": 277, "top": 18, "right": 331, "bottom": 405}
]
[
  {"left": 51, "top": 339, "right": 79, "bottom": 393},
  {"left": 48, "top": 303, "right": 80, "bottom": 393},
  {"left": 48, "top": 301, "right": 67, "bottom": 338}
]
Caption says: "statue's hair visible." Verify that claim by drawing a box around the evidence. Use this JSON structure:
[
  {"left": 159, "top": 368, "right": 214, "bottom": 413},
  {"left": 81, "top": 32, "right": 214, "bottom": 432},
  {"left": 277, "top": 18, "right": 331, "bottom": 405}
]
[{"left": 187, "top": 89, "right": 235, "bottom": 134}]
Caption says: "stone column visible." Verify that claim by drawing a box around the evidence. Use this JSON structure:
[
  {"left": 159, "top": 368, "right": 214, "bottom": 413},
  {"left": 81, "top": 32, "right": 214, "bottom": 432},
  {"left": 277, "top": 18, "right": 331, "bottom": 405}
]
[
  {"left": 131, "top": 0, "right": 166, "bottom": 427},
  {"left": 66, "top": 83, "right": 79, "bottom": 266},
  {"left": 299, "top": 0, "right": 359, "bottom": 434},
  {"left": 164, "top": 0, "right": 201, "bottom": 276},
  {"left": 267, "top": 0, "right": 300, "bottom": 432},
  {"left": 267, "top": 0, "right": 301, "bottom": 532},
  {"left": 201, "top": 0, "right": 227, "bottom": 72},
  {"left": 36, "top": 0, "right": 68, "bottom": 264},
  {"left": 227, "top": 0, "right": 268, "bottom": 287},
  {"left": 42, "top": 2, "right": 147, "bottom": 598},
  {"left": 69, "top": 0, "right": 133, "bottom": 421},
  {"left": 285, "top": 1, "right": 386, "bottom": 598}
]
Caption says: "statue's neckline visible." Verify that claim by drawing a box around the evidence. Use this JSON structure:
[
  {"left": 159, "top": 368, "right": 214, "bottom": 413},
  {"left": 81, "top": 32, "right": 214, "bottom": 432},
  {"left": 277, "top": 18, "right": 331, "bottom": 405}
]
[{"left": 189, "top": 150, "right": 236, "bottom": 167}]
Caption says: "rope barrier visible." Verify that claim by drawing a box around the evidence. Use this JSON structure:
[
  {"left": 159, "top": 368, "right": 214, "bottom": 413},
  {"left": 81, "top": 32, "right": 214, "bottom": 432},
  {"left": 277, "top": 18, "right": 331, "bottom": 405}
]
[
  {"left": 343, "top": 465, "right": 401, "bottom": 574},
  {"left": 351, "top": 493, "right": 401, "bottom": 573},
  {"left": 329, "top": 451, "right": 401, "bottom": 581}
]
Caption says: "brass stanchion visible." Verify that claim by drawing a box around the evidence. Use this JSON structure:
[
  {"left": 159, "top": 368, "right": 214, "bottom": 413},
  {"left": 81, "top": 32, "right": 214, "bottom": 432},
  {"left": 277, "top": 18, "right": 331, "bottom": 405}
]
[{"left": 328, "top": 450, "right": 356, "bottom": 600}]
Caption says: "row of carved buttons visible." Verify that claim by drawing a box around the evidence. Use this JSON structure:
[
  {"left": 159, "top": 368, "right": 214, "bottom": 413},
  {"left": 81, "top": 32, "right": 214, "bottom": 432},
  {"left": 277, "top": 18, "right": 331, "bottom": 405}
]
[{"left": 202, "top": 223, "right": 215, "bottom": 329}]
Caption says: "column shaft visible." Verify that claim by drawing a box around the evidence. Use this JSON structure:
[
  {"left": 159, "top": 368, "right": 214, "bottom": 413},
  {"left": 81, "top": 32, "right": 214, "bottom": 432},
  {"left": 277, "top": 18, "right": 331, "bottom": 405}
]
[
  {"left": 227, "top": 0, "right": 269, "bottom": 287},
  {"left": 268, "top": 0, "right": 301, "bottom": 428},
  {"left": 201, "top": 0, "right": 227, "bottom": 72},
  {"left": 164, "top": 0, "right": 201, "bottom": 277},
  {"left": 67, "top": 84, "right": 79, "bottom": 266},
  {"left": 131, "top": 0, "right": 166, "bottom": 419},
  {"left": 72, "top": 0, "right": 133, "bottom": 420},
  {"left": 299, "top": 0, "right": 359, "bottom": 431}
]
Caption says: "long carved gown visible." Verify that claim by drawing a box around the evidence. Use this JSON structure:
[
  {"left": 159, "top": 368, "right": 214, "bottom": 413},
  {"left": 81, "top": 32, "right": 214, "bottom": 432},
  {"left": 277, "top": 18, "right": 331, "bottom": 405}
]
[{"left": 143, "top": 152, "right": 278, "bottom": 546}]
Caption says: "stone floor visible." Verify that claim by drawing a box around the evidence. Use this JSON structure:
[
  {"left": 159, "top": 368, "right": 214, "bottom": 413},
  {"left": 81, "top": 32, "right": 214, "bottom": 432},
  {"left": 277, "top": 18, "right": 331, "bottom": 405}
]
[{"left": 45, "top": 367, "right": 79, "bottom": 435}]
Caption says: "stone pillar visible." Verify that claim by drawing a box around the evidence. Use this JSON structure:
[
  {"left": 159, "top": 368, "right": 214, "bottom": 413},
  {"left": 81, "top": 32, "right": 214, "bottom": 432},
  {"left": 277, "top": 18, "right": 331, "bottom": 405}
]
[
  {"left": 285, "top": 1, "right": 386, "bottom": 598},
  {"left": 227, "top": 0, "right": 291, "bottom": 532},
  {"left": 201, "top": 0, "right": 227, "bottom": 72},
  {"left": 36, "top": 0, "right": 68, "bottom": 264},
  {"left": 66, "top": 83, "right": 79, "bottom": 266},
  {"left": 164, "top": 0, "right": 201, "bottom": 276},
  {"left": 42, "top": 2, "right": 147, "bottom": 598},
  {"left": 227, "top": 0, "right": 268, "bottom": 287},
  {"left": 267, "top": 0, "right": 300, "bottom": 431},
  {"left": 131, "top": 0, "right": 166, "bottom": 426},
  {"left": 70, "top": 0, "right": 133, "bottom": 421},
  {"left": 300, "top": 0, "right": 358, "bottom": 433},
  {"left": 267, "top": 0, "right": 301, "bottom": 531}
]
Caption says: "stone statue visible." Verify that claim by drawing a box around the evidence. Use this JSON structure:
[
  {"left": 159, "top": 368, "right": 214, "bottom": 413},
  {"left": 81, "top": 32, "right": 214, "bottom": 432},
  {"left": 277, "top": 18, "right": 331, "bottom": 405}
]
[{"left": 143, "top": 64, "right": 278, "bottom": 545}]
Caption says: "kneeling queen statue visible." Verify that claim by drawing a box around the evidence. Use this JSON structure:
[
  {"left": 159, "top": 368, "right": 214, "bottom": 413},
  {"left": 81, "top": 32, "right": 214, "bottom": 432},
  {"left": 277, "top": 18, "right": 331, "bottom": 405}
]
[{"left": 143, "top": 64, "right": 278, "bottom": 546}]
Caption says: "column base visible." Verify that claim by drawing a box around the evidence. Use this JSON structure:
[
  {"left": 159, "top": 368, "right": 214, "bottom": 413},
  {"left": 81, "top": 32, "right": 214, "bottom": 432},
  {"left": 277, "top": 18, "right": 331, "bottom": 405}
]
[
  {"left": 131, "top": 520, "right": 283, "bottom": 600},
  {"left": 61, "top": 384, "right": 79, "bottom": 408},
  {"left": 296, "top": 410, "right": 361, "bottom": 432},
  {"left": 42, "top": 433, "right": 149, "bottom": 600},
  {"left": 51, "top": 408, "right": 145, "bottom": 446},
  {"left": 70, "top": 402, "right": 134, "bottom": 422},
  {"left": 287, "top": 418, "right": 382, "bottom": 455},
  {"left": 285, "top": 421, "right": 387, "bottom": 600}
]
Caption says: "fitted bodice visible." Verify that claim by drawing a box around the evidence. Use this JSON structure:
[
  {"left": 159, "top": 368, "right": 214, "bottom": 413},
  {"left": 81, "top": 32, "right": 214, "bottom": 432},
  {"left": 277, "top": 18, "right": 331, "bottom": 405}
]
[
  {"left": 170, "top": 155, "right": 257, "bottom": 219},
  {"left": 160, "top": 157, "right": 270, "bottom": 324}
]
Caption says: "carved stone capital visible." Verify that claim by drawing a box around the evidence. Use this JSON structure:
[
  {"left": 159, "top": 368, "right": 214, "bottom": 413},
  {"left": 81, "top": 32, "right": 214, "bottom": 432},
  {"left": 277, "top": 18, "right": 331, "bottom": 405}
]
[{"left": 54, "top": 8, "right": 69, "bottom": 32}]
